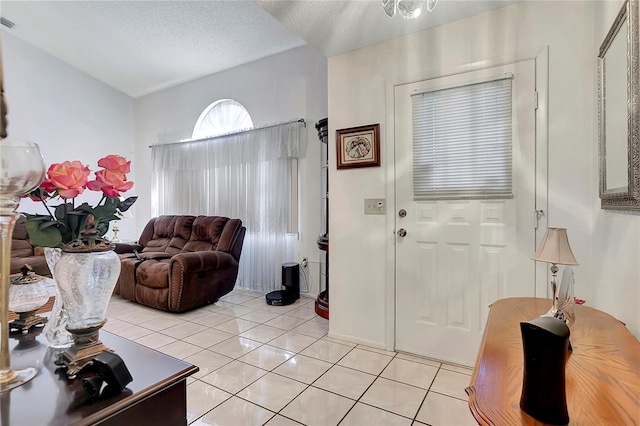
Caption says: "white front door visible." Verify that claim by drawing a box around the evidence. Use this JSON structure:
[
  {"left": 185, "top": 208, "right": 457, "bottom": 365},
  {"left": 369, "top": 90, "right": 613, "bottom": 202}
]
[{"left": 394, "top": 60, "right": 542, "bottom": 366}]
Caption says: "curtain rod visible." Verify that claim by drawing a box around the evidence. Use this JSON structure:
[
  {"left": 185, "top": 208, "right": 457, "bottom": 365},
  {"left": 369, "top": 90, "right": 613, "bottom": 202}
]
[{"left": 149, "top": 118, "right": 306, "bottom": 148}]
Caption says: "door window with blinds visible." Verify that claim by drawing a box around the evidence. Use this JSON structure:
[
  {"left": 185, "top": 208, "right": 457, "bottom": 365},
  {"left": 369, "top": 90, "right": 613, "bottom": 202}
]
[{"left": 411, "top": 76, "right": 513, "bottom": 199}]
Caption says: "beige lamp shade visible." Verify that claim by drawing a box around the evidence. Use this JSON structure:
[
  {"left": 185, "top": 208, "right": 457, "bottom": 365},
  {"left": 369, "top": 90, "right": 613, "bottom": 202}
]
[{"left": 532, "top": 228, "right": 579, "bottom": 265}]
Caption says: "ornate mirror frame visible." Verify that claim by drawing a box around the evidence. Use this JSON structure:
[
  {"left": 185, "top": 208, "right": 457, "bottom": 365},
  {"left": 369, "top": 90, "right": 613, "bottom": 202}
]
[{"left": 598, "top": 0, "right": 640, "bottom": 210}]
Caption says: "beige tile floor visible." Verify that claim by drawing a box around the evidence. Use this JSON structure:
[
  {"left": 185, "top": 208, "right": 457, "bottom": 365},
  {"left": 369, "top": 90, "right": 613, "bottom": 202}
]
[{"left": 105, "top": 288, "right": 477, "bottom": 426}]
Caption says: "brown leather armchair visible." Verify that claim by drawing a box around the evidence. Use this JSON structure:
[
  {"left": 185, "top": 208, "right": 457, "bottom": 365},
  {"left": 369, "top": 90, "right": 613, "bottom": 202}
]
[{"left": 114, "top": 215, "right": 246, "bottom": 312}]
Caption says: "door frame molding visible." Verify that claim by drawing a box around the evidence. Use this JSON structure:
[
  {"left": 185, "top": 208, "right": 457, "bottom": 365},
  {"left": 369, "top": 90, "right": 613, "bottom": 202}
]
[{"left": 383, "top": 46, "right": 550, "bottom": 352}]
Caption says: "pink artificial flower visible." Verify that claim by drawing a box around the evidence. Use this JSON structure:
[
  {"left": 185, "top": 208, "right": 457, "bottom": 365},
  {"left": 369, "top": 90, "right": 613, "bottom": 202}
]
[
  {"left": 97, "top": 154, "right": 131, "bottom": 177},
  {"left": 87, "top": 169, "right": 134, "bottom": 197},
  {"left": 39, "top": 179, "right": 58, "bottom": 194},
  {"left": 45, "top": 161, "right": 90, "bottom": 199}
]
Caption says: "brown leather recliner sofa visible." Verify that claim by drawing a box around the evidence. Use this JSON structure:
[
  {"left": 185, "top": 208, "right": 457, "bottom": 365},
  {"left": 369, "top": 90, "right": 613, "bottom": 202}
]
[
  {"left": 114, "top": 215, "right": 246, "bottom": 313},
  {"left": 11, "top": 216, "right": 52, "bottom": 277}
]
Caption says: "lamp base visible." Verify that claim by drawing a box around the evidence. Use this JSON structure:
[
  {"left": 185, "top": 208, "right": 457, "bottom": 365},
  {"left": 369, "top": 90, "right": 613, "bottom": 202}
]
[
  {"left": 9, "top": 310, "right": 48, "bottom": 335},
  {"left": 56, "top": 320, "right": 111, "bottom": 377},
  {"left": 112, "top": 222, "right": 120, "bottom": 243}
]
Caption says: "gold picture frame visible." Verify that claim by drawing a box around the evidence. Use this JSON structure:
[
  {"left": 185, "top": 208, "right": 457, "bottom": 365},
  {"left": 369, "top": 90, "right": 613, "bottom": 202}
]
[{"left": 336, "top": 124, "right": 380, "bottom": 169}]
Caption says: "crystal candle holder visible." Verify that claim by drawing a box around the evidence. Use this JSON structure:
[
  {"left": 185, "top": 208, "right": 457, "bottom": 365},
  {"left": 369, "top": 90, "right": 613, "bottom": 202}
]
[{"left": 8, "top": 265, "right": 49, "bottom": 334}]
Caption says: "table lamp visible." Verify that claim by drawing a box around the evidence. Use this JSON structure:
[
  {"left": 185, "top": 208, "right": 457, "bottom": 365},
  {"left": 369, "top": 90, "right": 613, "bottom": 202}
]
[
  {"left": 532, "top": 228, "right": 579, "bottom": 317},
  {"left": 111, "top": 201, "right": 133, "bottom": 242}
]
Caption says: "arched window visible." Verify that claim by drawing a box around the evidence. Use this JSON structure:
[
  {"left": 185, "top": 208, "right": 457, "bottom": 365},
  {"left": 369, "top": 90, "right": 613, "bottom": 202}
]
[{"left": 192, "top": 99, "right": 253, "bottom": 139}]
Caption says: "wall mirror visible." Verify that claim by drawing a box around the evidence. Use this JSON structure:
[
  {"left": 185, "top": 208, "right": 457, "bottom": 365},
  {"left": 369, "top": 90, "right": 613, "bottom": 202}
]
[{"left": 598, "top": 0, "right": 640, "bottom": 210}]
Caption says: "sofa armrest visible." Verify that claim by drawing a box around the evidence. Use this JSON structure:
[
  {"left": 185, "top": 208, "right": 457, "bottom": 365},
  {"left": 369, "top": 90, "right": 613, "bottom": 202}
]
[
  {"left": 114, "top": 242, "right": 143, "bottom": 254},
  {"left": 140, "top": 252, "right": 173, "bottom": 260},
  {"left": 168, "top": 251, "right": 240, "bottom": 312}
]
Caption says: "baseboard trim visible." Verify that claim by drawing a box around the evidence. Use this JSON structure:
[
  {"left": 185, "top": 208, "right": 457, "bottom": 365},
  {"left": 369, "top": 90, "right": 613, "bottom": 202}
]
[{"left": 327, "top": 331, "right": 386, "bottom": 350}]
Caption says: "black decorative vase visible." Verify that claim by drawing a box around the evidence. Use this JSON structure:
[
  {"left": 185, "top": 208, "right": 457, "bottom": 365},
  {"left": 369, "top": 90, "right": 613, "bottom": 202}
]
[{"left": 520, "top": 316, "right": 571, "bottom": 425}]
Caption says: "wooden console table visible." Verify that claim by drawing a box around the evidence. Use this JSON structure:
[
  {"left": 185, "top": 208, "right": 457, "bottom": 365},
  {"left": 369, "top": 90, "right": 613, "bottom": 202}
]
[
  {"left": 3, "top": 329, "right": 198, "bottom": 425},
  {"left": 466, "top": 297, "right": 640, "bottom": 425}
]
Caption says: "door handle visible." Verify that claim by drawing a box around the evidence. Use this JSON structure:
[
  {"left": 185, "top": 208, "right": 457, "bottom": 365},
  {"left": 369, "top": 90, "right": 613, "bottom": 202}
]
[
  {"left": 397, "top": 228, "right": 407, "bottom": 237},
  {"left": 534, "top": 209, "right": 545, "bottom": 229}
]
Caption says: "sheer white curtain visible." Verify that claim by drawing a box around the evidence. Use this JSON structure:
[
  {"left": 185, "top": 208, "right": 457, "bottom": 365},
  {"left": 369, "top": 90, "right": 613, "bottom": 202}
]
[{"left": 151, "top": 120, "right": 306, "bottom": 293}]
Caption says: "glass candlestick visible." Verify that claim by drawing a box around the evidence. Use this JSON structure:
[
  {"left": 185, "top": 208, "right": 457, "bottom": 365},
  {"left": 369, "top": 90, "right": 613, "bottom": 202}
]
[
  {"left": 42, "top": 247, "right": 73, "bottom": 348},
  {"left": 0, "top": 140, "right": 46, "bottom": 393},
  {"left": 554, "top": 266, "right": 576, "bottom": 326}
]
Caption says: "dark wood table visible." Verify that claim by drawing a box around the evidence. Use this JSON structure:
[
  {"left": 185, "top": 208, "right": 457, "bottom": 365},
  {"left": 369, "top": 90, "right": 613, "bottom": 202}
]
[
  {"left": 1, "top": 329, "right": 198, "bottom": 425},
  {"left": 465, "top": 297, "right": 640, "bottom": 425}
]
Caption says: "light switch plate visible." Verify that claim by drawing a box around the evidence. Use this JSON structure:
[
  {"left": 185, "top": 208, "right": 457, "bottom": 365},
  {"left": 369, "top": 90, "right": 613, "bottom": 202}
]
[{"left": 364, "top": 198, "right": 386, "bottom": 215}]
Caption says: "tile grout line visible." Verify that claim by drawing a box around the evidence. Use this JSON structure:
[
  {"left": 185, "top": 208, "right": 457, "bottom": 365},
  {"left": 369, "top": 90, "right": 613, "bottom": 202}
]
[{"left": 410, "top": 363, "right": 442, "bottom": 424}]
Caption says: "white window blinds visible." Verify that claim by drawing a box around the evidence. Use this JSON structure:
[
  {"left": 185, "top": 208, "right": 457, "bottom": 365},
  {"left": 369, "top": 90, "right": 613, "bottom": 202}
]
[{"left": 411, "top": 76, "right": 513, "bottom": 199}]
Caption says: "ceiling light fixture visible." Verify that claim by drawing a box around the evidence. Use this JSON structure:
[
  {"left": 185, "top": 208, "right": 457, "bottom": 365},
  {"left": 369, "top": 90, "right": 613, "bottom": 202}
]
[{"left": 382, "top": 0, "right": 437, "bottom": 19}]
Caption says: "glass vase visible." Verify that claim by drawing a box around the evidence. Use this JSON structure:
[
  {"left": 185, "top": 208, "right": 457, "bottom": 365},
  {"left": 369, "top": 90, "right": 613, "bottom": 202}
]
[
  {"left": 54, "top": 218, "right": 122, "bottom": 376},
  {"left": 42, "top": 247, "right": 73, "bottom": 348},
  {"left": 55, "top": 249, "right": 121, "bottom": 329}
]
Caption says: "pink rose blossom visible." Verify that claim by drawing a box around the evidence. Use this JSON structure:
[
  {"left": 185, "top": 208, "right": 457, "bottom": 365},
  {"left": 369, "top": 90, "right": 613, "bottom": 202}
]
[
  {"left": 45, "top": 160, "right": 90, "bottom": 199},
  {"left": 97, "top": 155, "right": 131, "bottom": 176},
  {"left": 87, "top": 169, "right": 134, "bottom": 197}
]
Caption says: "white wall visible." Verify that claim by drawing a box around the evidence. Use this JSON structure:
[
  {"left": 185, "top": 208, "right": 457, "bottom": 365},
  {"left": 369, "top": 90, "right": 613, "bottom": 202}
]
[
  {"left": 133, "top": 45, "right": 328, "bottom": 296},
  {"left": 328, "top": 0, "right": 640, "bottom": 348},
  {"left": 2, "top": 33, "right": 137, "bottom": 240}
]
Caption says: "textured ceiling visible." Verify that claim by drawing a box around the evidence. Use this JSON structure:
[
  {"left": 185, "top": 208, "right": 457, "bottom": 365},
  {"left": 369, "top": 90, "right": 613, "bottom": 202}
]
[
  {"left": 256, "top": 0, "right": 520, "bottom": 58},
  {"left": 1, "top": 0, "right": 519, "bottom": 98},
  {"left": 1, "top": 0, "right": 307, "bottom": 97}
]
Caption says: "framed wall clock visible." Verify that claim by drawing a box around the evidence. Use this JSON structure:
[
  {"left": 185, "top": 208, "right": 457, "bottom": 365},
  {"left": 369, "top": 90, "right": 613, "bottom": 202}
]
[{"left": 336, "top": 123, "right": 380, "bottom": 169}]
